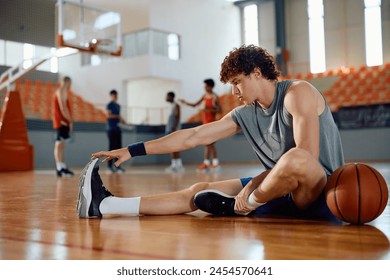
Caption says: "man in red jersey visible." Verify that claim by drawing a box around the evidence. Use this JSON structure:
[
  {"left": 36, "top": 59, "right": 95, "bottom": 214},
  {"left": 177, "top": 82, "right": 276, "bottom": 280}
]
[
  {"left": 179, "top": 79, "right": 221, "bottom": 172},
  {"left": 53, "top": 76, "right": 74, "bottom": 177}
]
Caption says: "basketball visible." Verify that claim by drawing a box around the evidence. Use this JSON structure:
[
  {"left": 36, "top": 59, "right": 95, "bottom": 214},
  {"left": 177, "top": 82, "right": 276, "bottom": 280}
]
[{"left": 325, "top": 163, "right": 388, "bottom": 224}]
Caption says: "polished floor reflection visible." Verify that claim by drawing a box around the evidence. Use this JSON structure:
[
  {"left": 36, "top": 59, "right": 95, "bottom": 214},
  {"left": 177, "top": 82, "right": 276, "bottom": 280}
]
[{"left": 0, "top": 162, "right": 389, "bottom": 260}]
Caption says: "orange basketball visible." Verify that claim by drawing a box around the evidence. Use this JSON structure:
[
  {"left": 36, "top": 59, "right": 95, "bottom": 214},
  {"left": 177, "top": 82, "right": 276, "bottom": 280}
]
[{"left": 325, "top": 163, "right": 388, "bottom": 224}]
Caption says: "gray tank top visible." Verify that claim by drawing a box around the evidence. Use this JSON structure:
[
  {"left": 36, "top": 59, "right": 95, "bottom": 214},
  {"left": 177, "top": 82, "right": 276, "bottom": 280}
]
[
  {"left": 166, "top": 101, "right": 180, "bottom": 133},
  {"left": 231, "top": 80, "right": 344, "bottom": 176}
]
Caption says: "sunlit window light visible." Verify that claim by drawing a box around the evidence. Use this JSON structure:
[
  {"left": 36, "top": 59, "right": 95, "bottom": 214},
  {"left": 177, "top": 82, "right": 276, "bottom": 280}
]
[
  {"left": 364, "top": 0, "right": 383, "bottom": 66},
  {"left": 244, "top": 4, "right": 259, "bottom": 45},
  {"left": 50, "top": 48, "right": 58, "bottom": 73},
  {"left": 167, "top": 33, "right": 179, "bottom": 60},
  {"left": 307, "top": 0, "right": 326, "bottom": 73},
  {"left": 23, "top": 43, "right": 34, "bottom": 69}
]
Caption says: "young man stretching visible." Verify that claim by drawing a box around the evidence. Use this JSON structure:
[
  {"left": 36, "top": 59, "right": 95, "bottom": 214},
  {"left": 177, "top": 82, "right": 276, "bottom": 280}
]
[{"left": 77, "top": 45, "right": 344, "bottom": 220}]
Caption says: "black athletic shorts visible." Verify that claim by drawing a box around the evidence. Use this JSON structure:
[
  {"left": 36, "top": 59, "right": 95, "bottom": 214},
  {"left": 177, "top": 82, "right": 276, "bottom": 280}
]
[
  {"left": 240, "top": 177, "right": 340, "bottom": 222},
  {"left": 56, "top": 125, "right": 71, "bottom": 141}
]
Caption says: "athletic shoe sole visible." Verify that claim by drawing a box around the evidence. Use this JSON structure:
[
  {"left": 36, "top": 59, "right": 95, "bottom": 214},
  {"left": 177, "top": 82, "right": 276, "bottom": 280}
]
[
  {"left": 193, "top": 189, "right": 237, "bottom": 216},
  {"left": 77, "top": 158, "right": 99, "bottom": 218}
]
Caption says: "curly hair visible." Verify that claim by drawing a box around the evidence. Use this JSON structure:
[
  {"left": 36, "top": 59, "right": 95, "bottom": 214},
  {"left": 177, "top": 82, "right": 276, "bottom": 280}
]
[{"left": 220, "top": 45, "right": 280, "bottom": 83}]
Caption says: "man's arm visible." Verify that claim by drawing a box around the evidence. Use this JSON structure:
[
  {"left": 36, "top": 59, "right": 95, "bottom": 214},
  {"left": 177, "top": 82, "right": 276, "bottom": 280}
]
[
  {"left": 107, "top": 105, "right": 126, "bottom": 123},
  {"left": 178, "top": 95, "right": 204, "bottom": 107},
  {"left": 284, "top": 81, "right": 325, "bottom": 159},
  {"left": 92, "top": 112, "right": 241, "bottom": 166},
  {"left": 106, "top": 105, "right": 119, "bottom": 119},
  {"left": 106, "top": 109, "right": 116, "bottom": 119}
]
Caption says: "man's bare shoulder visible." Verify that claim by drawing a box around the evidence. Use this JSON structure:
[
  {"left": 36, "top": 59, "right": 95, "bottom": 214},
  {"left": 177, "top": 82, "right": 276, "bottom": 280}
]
[
  {"left": 286, "top": 80, "right": 318, "bottom": 99},
  {"left": 284, "top": 80, "right": 323, "bottom": 115},
  {"left": 288, "top": 80, "right": 314, "bottom": 91}
]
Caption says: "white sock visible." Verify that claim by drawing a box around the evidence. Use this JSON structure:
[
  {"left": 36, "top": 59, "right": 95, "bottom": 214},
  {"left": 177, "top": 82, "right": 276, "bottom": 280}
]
[
  {"left": 171, "top": 159, "right": 176, "bottom": 167},
  {"left": 56, "top": 162, "right": 66, "bottom": 170},
  {"left": 175, "top": 158, "right": 183, "bottom": 167},
  {"left": 204, "top": 159, "right": 211, "bottom": 165},
  {"left": 212, "top": 158, "right": 219, "bottom": 166},
  {"left": 247, "top": 192, "right": 266, "bottom": 209},
  {"left": 99, "top": 196, "right": 141, "bottom": 216}
]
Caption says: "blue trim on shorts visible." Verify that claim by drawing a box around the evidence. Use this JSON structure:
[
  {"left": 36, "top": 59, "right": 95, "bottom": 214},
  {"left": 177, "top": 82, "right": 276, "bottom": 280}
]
[{"left": 239, "top": 177, "right": 340, "bottom": 222}]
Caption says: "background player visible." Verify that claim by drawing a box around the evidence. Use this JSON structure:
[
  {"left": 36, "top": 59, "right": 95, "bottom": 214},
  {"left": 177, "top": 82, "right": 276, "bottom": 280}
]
[
  {"left": 106, "top": 89, "right": 126, "bottom": 173},
  {"left": 165, "top": 91, "right": 184, "bottom": 172},
  {"left": 53, "top": 76, "right": 74, "bottom": 177},
  {"left": 179, "top": 79, "right": 221, "bottom": 172}
]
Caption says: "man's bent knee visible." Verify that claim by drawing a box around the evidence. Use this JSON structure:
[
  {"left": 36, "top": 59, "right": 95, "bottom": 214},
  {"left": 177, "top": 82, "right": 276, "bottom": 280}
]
[
  {"left": 277, "top": 148, "right": 325, "bottom": 184},
  {"left": 188, "top": 182, "right": 209, "bottom": 194}
]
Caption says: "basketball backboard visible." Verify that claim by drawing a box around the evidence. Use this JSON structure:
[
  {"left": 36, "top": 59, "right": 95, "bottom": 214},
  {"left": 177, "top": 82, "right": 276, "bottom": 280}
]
[{"left": 56, "top": 0, "right": 122, "bottom": 56}]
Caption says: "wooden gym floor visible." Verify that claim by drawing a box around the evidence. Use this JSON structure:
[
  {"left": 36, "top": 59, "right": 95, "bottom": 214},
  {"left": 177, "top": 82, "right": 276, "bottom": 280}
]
[{"left": 0, "top": 162, "right": 389, "bottom": 260}]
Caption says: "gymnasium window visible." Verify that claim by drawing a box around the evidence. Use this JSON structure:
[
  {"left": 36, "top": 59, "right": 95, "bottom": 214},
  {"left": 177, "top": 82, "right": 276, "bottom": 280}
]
[
  {"left": 50, "top": 48, "right": 59, "bottom": 73},
  {"left": 231, "top": 0, "right": 260, "bottom": 46},
  {"left": 307, "top": 0, "right": 326, "bottom": 73},
  {"left": 243, "top": 4, "right": 259, "bottom": 45},
  {"left": 5, "top": 41, "right": 24, "bottom": 67},
  {"left": 23, "top": 44, "right": 34, "bottom": 69},
  {"left": 364, "top": 0, "right": 383, "bottom": 66},
  {"left": 167, "top": 33, "right": 180, "bottom": 60}
]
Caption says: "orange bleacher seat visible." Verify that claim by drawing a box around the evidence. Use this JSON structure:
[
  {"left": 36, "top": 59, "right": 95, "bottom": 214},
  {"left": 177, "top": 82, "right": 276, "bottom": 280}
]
[
  {"left": 332, "top": 79, "right": 342, "bottom": 88},
  {"left": 371, "top": 76, "right": 380, "bottom": 85},
  {"left": 369, "top": 65, "right": 379, "bottom": 73},
  {"left": 384, "top": 90, "right": 390, "bottom": 100},
  {"left": 325, "top": 69, "right": 334, "bottom": 77},
  {"left": 305, "top": 72, "right": 314, "bottom": 80},
  {"left": 358, "top": 65, "right": 368, "bottom": 73}
]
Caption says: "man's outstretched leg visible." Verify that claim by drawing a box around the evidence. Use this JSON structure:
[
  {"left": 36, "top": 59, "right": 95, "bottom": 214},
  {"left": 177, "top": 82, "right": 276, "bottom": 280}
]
[{"left": 77, "top": 158, "right": 243, "bottom": 218}]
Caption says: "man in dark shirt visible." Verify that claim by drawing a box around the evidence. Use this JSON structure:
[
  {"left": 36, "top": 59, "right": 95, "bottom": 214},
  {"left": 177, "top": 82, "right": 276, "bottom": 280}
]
[{"left": 106, "top": 89, "right": 125, "bottom": 173}]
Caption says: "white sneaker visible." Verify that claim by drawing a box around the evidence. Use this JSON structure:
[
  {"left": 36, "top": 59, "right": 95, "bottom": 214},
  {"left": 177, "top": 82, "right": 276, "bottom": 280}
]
[
  {"left": 165, "top": 165, "right": 177, "bottom": 173},
  {"left": 175, "top": 165, "right": 185, "bottom": 173},
  {"left": 165, "top": 165, "right": 185, "bottom": 173}
]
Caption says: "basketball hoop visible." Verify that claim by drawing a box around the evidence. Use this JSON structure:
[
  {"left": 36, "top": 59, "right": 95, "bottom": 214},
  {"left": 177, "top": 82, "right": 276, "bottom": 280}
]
[{"left": 87, "top": 38, "right": 113, "bottom": 52}]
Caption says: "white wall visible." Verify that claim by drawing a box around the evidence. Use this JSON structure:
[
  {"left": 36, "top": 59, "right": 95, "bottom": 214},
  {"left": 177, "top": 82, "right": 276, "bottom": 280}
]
[
  {"left": 126, "top": 77, "right": 181, "bottom": 125},
  {"left": 259, "top": 0, "right": 276, "bottom": 55},
  {"left": 324, "top": 0, "right": 366, "bottom": 69},
  {"left": 285, "top": 0, "right": 310, "bottom": 74}
]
